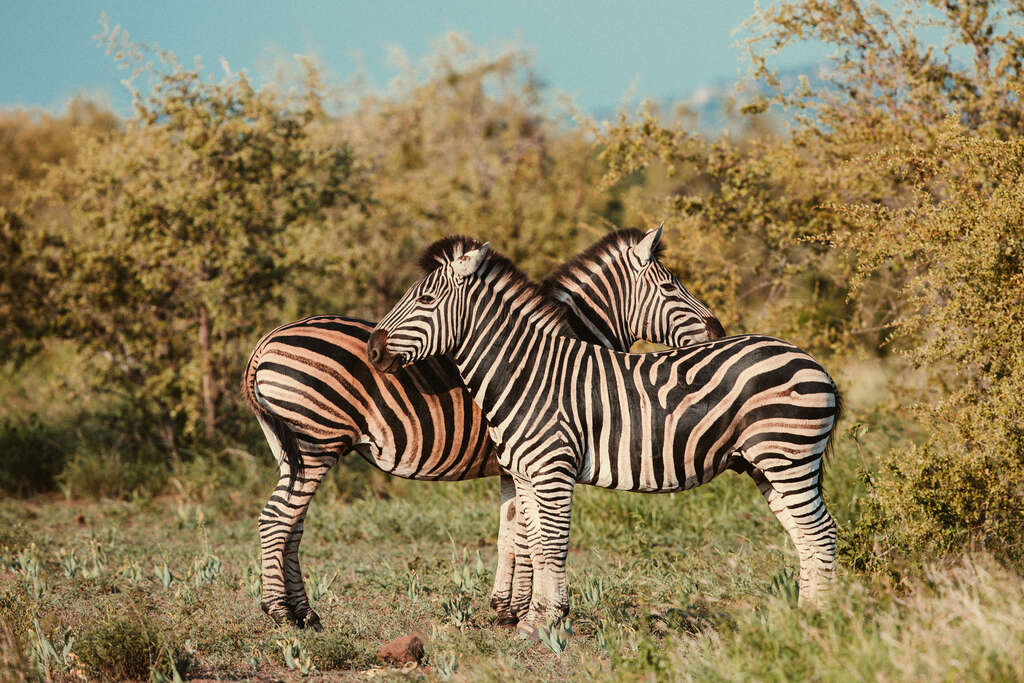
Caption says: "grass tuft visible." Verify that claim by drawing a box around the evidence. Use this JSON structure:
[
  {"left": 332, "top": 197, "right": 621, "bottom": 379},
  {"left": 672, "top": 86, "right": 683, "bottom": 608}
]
[{"left": 75, "top": 614, "right": 191, "bottom": 681}]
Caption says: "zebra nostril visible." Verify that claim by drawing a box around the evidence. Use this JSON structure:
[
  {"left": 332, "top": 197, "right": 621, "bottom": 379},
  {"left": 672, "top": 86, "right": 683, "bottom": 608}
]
[
  {"left": 705, "top": 316, "right": 726, "bottom": 340},
  {"left": 367, "top": 329, "right": 391, "bottom": 369}
]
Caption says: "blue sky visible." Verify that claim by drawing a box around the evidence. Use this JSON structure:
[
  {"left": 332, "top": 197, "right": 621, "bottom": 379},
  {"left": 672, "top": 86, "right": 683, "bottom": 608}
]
[{"left": 0, "top": 1, "right": 827, "bottom": 117}]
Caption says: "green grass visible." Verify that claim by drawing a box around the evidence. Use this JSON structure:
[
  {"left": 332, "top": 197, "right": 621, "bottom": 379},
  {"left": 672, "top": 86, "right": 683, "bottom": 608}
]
[
  {"left": 2, "top": 456, "right": 1022, "bottom": 681},
  {"left": 2, "top": 357, "right": 1021, "bottom": 680}
]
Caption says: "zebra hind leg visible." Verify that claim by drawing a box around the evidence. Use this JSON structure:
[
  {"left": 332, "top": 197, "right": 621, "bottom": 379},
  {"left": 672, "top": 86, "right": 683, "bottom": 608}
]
[
  {"left": 280, "top": 453, "right": 335, "bottom": 630},
  {"left": 255, "top": 414, "right": 295, "bottom": 627},
  {"left": 489, "top": 474, "right": 520, "bottom": 624},
  {"left": 257, "top": 454, "right": 333, "bottom": 630},
  {"left": 258, "top": 470, "right": 299, "bottom": 627},
  {"left": 754, "top": 460, "right": 837, "bottom": 606},
  {"left": 491, "top": 474, "right": 536, "bottom": 624}
]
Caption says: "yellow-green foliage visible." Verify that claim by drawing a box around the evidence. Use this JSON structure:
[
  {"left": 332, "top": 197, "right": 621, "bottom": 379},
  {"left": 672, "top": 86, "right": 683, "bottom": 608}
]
[
  {"left": 0, "top": 97, "right": 118, "bottom": 203},
  {"left": 837, "top": 127, "right": 1024, "bottom": 566},
  {"left": 14, "top": 31, "right": 368, "bottom": 446},
  {"left": 74, "top": 614, "right": 190, "bottom": 681},
  {"left": 318, "top": 33, "right": 615, "bottom": 321}
]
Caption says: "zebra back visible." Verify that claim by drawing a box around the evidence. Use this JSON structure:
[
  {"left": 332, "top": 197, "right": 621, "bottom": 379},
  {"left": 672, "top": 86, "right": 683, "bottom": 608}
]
[{"left": 243, "top": 315, "right": 494, "bottom": 481}]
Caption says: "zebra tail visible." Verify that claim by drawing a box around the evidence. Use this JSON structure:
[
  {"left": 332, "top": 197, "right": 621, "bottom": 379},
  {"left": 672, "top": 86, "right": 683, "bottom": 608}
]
[
  {"left": 822, "top": 381, "right": 843, "bottom": 466},
  {"left": 241, "top": 350, "right": 303, "bottom": 493}
]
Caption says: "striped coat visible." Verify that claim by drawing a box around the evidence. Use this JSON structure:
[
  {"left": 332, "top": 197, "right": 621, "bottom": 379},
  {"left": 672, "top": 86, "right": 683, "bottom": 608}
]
[
  {"left": 370, "top": 240, "right": 841, "bottom": 634},
  {"left": 243, "top": 228, "right": 722, "bottom": 629}
]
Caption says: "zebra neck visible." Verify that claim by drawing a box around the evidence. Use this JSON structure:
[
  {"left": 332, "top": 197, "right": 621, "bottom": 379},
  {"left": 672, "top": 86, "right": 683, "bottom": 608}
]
[
  {"left": 450, "top": 282, "right": 564, "bottom": 415},
  {"left": 546, "top": 276, "right": 633, "bottom": 352}
]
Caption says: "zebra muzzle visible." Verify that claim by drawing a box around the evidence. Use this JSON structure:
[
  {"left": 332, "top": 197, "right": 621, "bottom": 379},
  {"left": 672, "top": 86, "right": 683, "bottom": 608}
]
[
  {"left": 367, "top": 328, "right": 403, "bottom": 373},
  {"left": 704, "top": 316, "right": 726, "bottom": 340}
]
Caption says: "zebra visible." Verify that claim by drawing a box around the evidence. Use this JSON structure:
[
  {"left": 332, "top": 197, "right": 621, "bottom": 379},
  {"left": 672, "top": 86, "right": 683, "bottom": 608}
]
[
  {"left": 242, "top": 227, "right": 723, "bottom": 629},
  {"left": 368, "top": 239, "right": 842, "bottom": 635}
]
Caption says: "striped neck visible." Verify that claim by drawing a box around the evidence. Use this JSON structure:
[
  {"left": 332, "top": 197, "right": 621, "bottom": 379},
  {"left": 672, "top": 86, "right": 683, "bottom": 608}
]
[
  {"left": 450, "top": 261, "right": 566, "bottom": 401},
  {"left": 542, "top": 234, "right": 642, "bottom": 352},
  {"left": 464, "top": 258, "right": 566, "bottom": 337}
]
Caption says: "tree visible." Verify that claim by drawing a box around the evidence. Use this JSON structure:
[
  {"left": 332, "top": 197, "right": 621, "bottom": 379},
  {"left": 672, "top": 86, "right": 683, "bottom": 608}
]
[{"left": 29, "top": 35, "right": 368, "bottom": 446}]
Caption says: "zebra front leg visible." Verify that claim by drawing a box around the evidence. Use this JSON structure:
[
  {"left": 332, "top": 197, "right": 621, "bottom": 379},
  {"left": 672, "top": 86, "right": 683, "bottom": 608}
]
[
  {"left": 510, "top": 475, "right": 549, "bottom": 638},
  {"left": 514, "top": 468, "right": 575, "bottom": 636},
  {"left": 755, "top": 462, "right": 837, "bottom": 606},
  {"left": 489, "top": 474, "right": 519, "bottom": 623}
]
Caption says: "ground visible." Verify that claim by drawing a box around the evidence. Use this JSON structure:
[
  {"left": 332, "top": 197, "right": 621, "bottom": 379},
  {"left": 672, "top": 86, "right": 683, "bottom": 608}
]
[{"left": 3, "top": 453, "right": 1023, "bottom": 681}]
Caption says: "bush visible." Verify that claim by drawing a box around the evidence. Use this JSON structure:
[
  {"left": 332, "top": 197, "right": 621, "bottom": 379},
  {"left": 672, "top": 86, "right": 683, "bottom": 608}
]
[
  {"left": 57, "top": 451, "right": 169, "bottom": 501},
  {"left": 75, "top": 615, "right": 191, "bottom": 680},
  {"left": 0, "top": 415, "right": 71, "bottom": 496},
  {"left": 299, "top": 631, "right": 368, "bottom": 670},
  {"left": 0, "top": 408, "right": 175, "bottom": 499},
  {"left": 19, "top": 25, "right": 369, "bottom": 450},
  {"left": 599, "top": 0, "right": 1024, "bottom": 572},
  {"left": 831, "top": 128, "right": 1024, "bottom": 568}
]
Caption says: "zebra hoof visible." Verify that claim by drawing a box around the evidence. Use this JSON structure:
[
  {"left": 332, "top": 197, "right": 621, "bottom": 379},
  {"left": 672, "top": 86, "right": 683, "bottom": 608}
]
[
  {"left": 490, "top": 596, "right": 517, "bottom": 625},
  {"left": 260, "top": 600, "right": 292, "bottom": 627},
  {"left": 297, "top": 609, "right": 323, "bottom": 631},
  {"left": 509, "top": 602, "right": 531, "bottom": 622},
  {"left": 515, "top": 620, "right": 543, "bottom": 641}
]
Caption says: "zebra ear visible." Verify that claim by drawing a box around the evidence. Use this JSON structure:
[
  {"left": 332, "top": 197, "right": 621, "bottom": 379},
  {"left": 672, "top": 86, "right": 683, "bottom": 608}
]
[
  {"left": 631, "top": 223, "right": 664, "bottom": 265},
  {"left": 451, "top": 243, "right": 490, "bottom": 280}
]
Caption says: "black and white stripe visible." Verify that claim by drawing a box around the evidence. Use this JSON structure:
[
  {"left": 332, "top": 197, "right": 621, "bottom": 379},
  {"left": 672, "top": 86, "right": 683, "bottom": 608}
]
[
  {"left": 243, "top": 227, "right": 722, "bottom": 628},
  {"left": 370, "top": 240, "right": 841, "bottom": 634}
]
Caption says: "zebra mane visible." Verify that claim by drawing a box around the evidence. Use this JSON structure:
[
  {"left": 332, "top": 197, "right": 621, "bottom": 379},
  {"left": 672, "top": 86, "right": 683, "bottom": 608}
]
[
  {"left": 418, "top": 235, "right": 566, "bottom": 325},
  {"left": 540, "top": 228, "right": 664, "bottom": 294},
  {"left": 418, "top": 235, "right": 486, "bottom": 273}
]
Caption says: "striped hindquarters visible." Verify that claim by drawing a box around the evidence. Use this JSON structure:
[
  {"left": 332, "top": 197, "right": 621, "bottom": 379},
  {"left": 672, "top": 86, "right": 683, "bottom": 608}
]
[{"left": 243, "top": 315, "right": 498, "bottom": 480}]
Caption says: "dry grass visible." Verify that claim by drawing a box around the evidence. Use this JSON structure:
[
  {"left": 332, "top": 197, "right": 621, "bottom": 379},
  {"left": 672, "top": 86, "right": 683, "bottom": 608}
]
[{"left": 2, "top": 439, "right": 1021, "bottom": 682}]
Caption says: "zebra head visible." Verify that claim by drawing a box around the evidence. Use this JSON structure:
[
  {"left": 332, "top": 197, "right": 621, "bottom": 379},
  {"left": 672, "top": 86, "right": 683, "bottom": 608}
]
[
  {"left": 624, "top": 224, "right": 725, "bottom": 345},
  {"left": 368, "top": 240, "right": 492, "bottom": 372},
  {"left": 543, "top": 224, "right": 725, "bottom": 349}
]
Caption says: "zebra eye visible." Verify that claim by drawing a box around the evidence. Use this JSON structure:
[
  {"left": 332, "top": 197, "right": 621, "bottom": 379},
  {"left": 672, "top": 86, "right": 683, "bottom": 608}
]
[
  {"left": 659, "top": 282, "right": 677, "bottom": 293},
  {"left": 417, "top": 294, "right": 436, "bottom": 305}
]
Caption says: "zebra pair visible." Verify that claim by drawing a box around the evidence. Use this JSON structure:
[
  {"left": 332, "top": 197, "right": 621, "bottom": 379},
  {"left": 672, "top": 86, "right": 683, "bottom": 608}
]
[
  {"left": 243, "top": 227, "right": 722, "bottom": 629},
  {"left": 368, "top": 237, "right": 842, "bottom": 634}
]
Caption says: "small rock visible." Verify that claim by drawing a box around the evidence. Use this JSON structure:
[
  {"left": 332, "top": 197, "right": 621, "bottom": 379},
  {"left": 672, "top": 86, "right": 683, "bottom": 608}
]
[{"left": 376, "top": 634, "right": 424, "bottom": 666}]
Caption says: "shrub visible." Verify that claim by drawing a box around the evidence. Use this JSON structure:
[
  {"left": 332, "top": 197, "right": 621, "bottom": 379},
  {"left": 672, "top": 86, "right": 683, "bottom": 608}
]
[
  {"left": 300, "top": 631, "right": 368, "bottom": 670},
  {"left": 833, "top": 127, "right": 1024, "bottom": 568},
  {"left": 75, "top": 615, "right": 190, "bottom": 681},
  {"left": 57, "top": 450, "right": 169, "bottom": 500},
  {"left": 21, "top": 24, "right": 369, "bottom": 451},
  {"left": 0, "top": 415, "right": 70, "bottom": 496},
  {"left": 599, "top": 0, "right": 1024, "bottom": 571}
]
